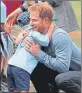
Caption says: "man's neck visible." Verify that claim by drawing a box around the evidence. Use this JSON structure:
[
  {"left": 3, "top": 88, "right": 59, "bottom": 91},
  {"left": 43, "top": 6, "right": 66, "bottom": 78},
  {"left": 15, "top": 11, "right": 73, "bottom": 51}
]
[
  {"left": 42, "top": 23, "right": 51, "bottom": 34},
  {"left": 42, "top": 29, "right": 48, "bottom": 34}
]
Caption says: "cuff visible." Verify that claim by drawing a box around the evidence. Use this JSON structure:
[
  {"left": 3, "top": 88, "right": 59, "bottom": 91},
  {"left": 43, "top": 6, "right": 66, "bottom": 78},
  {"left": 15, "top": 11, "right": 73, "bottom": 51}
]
[
  {"left": 20, "top": 5, "right": 27, "bottom": 12},
  {"left": 36, "top": 50, "right": 46, "bottom": 61},
  {"left": 22, "top": 2, "right": 28, "bottom": 10}
]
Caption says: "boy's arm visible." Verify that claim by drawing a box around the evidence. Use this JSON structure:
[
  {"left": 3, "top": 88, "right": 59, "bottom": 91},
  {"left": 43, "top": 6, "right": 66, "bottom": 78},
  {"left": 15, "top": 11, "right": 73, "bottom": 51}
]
[
  {"left": 47, "top": 22, "right": 55, "bottom": 40},
  {"left": 28, "top": 22, "right": 55, "bottom": 46},
  {"left": 29, "top": 31, "right": 49, "bottom": 46},
  {"left": 22, "top": 25, "right": 49, "bottom": 46},
  {"left": 15, "top": 30, "right": 29, "bottom": 45}
]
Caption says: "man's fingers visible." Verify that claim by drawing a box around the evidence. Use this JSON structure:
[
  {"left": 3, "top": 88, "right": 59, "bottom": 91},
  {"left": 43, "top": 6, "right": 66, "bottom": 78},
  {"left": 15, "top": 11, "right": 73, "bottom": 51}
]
[
  {"left": 5, "top": 22, "right": 12, "bottom": 28},
  {"left": 24, "top": 44, "right": 30, "bottom": 49},
  {"left": 4, "top": 22, "right": 13, "bottom": 33},
  {"left": 5, "top": 16, "right": 10, "bottom": 23},
  {"left": 34, "top": 41, "right": 38, "bottom": 44},
  {"left": 24, "top": 40, "right": 32, "bottom": 48},
  {"left": 24, "top": 39, "right": 40, "bottom": 56},
  {"left": 24, "top": 43, "right": 31, "bottom": 52},
  {"left": 26, "top": 39, "right": 35, "bottom": 45}
]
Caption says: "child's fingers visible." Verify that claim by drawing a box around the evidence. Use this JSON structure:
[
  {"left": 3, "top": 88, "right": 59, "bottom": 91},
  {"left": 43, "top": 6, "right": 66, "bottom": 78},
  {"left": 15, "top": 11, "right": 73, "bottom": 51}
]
[{"left": 22, "top": 30, "right": 29, "bottom": 36}]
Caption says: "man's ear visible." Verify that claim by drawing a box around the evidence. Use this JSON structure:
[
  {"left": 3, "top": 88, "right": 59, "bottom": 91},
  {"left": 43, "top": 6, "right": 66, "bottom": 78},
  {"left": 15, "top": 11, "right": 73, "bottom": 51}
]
[{"left": 44, "top": 17, "right": 49, "bottom": 23}]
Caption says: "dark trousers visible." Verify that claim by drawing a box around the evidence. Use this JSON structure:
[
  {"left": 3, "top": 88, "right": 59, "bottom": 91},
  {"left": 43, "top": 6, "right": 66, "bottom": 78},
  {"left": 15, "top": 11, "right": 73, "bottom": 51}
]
[
  {"left": 31, "top": 63, "right": 59, "bottom": 93},
  {"left": 55, "top": 71, "right": 81, "bottom": 93}
]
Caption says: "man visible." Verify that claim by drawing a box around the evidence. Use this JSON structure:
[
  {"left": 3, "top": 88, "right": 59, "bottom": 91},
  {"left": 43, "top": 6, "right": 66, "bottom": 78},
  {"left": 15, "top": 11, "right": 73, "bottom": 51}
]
[{"left": 24, "top": 2, "right": 81, "bottom": 93}]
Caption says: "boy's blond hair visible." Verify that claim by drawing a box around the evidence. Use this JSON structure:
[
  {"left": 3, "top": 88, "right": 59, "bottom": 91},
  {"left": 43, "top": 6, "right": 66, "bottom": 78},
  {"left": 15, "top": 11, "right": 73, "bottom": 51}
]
[{"left": 28, "top": 2, "right": 54, "bottom": 21}]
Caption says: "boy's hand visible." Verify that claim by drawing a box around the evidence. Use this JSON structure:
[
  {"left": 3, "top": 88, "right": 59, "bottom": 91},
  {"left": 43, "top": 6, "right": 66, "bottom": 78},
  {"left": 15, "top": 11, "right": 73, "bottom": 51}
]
[
  {"left": 50, "top": 21, "right": 55, "bottom": 29},
  {"left": 15, "top": 30, "right": 29, "bottom": 44}
]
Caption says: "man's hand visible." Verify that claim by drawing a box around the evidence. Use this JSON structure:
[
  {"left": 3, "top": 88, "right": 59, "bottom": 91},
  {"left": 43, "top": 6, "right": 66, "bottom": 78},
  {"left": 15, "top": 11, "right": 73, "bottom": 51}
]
[
  {"left": 5, "top": 8, "right": 23, "bottom": 33},
  {"left": 4, "top": 14, "right": 17, "bottom": 34},
  {"left": 6, "top": 13, "right": 17, "bottom": 24},
  {"left": 4, "top": 22, "right": 13, "bottom": 34},
  {"left": 24, "top": 40, "right": 40, "bottom": 56}
]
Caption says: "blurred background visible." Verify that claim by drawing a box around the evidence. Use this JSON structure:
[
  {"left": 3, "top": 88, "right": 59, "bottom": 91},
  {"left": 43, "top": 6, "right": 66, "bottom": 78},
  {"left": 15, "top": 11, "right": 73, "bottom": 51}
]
[{"left": 69, "top": 1, "right": 81, "bottom": 48}]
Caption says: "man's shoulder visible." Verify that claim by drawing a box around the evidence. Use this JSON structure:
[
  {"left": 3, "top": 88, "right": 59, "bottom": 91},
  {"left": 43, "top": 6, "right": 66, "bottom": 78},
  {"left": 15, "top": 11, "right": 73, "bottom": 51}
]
[
  {"left": 51, "top": 27, "right": 70, "bottom": 43},
  {"left": 53, "top": 27, "right": 68, "bottom": 36}
]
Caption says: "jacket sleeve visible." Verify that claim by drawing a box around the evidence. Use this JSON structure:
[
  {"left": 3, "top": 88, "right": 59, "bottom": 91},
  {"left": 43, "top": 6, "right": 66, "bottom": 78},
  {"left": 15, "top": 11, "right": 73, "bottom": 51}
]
[
  {"left": 28, "top": 31, "right": 49, "bottom": 46},
  {"left": 36, "top": 33, "right": 72, "bottom": 73}
]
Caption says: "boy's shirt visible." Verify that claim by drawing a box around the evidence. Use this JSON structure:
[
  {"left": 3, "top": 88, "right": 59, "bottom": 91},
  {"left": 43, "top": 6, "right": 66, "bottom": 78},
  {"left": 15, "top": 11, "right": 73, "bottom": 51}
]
[{"left": 8, "top": 24, "right": 49, "bottom": 74}]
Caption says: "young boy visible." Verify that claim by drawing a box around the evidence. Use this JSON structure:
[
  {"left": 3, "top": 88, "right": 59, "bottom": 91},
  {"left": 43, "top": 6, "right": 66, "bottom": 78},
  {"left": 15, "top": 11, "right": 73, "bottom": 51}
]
[{"left": 7, "top": 22, "right": 55, "bottom": 93}]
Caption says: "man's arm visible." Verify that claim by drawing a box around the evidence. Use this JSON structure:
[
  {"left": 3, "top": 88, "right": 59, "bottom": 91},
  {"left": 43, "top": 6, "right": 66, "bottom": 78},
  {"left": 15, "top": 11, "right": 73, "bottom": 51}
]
[
  {"left": 24, "top": 0, "right": 62, "bottom": 8},
  {"left": 36, "top": 33, "right": 72, "bottom": 73}
]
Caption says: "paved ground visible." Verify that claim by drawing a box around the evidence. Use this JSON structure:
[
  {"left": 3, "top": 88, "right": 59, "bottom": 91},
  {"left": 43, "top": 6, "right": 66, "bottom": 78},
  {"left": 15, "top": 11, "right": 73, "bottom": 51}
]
[{"left": 1, "top": 74, "right": 65, "bottom": 93}]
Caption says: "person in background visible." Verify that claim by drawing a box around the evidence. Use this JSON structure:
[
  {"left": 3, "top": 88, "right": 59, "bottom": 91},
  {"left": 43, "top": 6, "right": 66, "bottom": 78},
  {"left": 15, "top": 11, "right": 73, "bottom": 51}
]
[
  {"left": 0, "top": 1, "right": 8, "bottom": 74},
  {"left": 2, "top": 0, "right": 22, "bottom": 25},
  {"left": 5, "top": 0, "right": 79, "bottom": 33},
  {"left": 5, "top": 0, "right": 36, "bottom": 30},
  {"left": 0, "top": 1, "right": 10, "bottom": 85},
  {"left": 3, "top": 0, "right": 22, "bottom": 16}
]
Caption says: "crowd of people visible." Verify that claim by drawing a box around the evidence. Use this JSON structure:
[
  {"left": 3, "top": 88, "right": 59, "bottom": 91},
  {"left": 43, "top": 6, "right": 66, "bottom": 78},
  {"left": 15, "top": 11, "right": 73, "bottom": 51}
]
[{"left": 0, "top": 0, "right": 81, "bottom": 93}]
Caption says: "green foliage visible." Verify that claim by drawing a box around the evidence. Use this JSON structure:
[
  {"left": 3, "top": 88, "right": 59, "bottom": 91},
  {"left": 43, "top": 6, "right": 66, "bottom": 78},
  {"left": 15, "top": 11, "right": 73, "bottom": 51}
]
[{"left": 71, "top": 1, "right": 81, "bottom": 28}]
